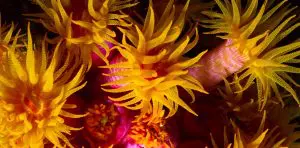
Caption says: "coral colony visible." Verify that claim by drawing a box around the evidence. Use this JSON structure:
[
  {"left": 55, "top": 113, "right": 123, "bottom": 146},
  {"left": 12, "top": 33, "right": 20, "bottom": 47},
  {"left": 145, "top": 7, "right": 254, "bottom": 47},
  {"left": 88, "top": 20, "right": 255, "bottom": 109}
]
[{"left": 0, "top": 0, "right": 300, "bottom": 147}]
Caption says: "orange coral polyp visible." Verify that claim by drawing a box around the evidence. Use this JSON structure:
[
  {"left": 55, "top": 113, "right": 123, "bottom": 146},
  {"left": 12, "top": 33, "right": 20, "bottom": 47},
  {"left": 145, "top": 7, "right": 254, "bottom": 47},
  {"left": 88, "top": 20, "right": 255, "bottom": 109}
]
[
  {"left": 70, "top": 0, "right": 138, "bottom": 51},
  {"left": 128, "top": 115, "right": 173, "bottom": 148},
  {"left": 101, "top": 0, "right": 208, "bottom": 122},
  {"left": 0, "top": 23, "right": 87, "bottom": 148},
  {"left": 201, "top": 0, "right": 300, "bottom": 109},
  {"left": 210, "top": 111, "right": 287, "bottom": 148},
  {"left": 85, "top": 103, "right": 120, "bottom": 141},
  {"left": 27, "top": 0, "right": 138, "bottom": 68}
]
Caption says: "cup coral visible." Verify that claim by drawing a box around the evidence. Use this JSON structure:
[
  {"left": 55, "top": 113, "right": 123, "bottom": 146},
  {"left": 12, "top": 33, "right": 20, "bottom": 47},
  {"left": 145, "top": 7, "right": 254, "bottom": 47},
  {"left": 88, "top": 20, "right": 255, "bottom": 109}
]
[
  {"left": 71, "top": 0, "right": 138, "bottom": 46},
  {"left": 216, "top": 74, "right": 300, "bottom": 148},
  {"left": 0, "top": 23, "right": 87, "bottom": 147},
  {"left": 0, "top": 0, "right": 299, "bottom": 147},
  {"left": 83, "top": 102, "right": 131, "bottom": 147},
  {"left": 210, "top": 111, "right": 287, "bottom": 148},
  {"left": 124, "top": 115, "right": 175, "bottom": 148},
  {"left": 26, "top": 0, "right": 138, "bottom": 67},
  {"left": 101, "top": 0, "right": 208, "bottom": 123},
  {"left": 200, "top": 0, "right": 300, "bottom": 109}
]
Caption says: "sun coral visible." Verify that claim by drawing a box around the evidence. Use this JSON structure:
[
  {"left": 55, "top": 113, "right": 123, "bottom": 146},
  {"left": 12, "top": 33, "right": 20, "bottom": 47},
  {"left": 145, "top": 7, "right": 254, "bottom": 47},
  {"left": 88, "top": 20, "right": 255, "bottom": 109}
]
[
  {"left": 84, "top": 104, "right": 120, "bottom": 145},
  {"left": 201, "top": 0, "right": 297, "bottom": 49},
  {"left": 0, "top": 23, "right": 87, "bottom": 147},
  {"left": 217, "top": 74, "right": 253, "bottom": 112},
  {"left": 1, "top": 0, "right": 299, "bottom": 147},
  {"left": 70, "top": 0, "right": 138, "bottom": 66},
  {"left": 26, "top": 0, "right": 137, "bottom": 68},
  {"left": 265, "top": 101, "right": 300, "bottom": 147},
  {"left": 25, "top": 0, "right": 98, "bottom": 68},
  {"left": 210, "top": 111, "right": 286, "bottom": 148},
  {"left": 71, "top": 0, "right": 138, "bottom": 47},
  {"left": 26, "top": 0, "right": 73, "bottom": 44},
  {"left": 234, "top": 37, "right": 300, "bottom": 109},
  {"left": 101, "top": 0, "right": 208, "bottom": 122},
  {"left": 125, "top": 114, "right": 175, "bottom": 148},
  {"left": 200, "top": 0, "right": 300, "bottom": 109},
  {"left": 216, "top": 76, "right": 300, "bottom": 148},
  {"left": 200, "top": 0, "right": 299, "bottom": 59}
]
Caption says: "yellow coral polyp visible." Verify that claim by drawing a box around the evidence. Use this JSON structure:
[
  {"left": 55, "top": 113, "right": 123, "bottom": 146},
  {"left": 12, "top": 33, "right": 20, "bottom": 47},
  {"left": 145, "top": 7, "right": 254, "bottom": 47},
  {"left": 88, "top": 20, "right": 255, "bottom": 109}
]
[
  {"left": 25, "top": 0, "right": 101, "bottom": 68},
  {"left": 266, "top": 102, "right": 300, "bottom": 147},
  {"left": 233, "top": 22, "right": 300, "bottom": 109},
  {"left": 27, "top": 0, "right": 138, "bottom": 67},
  {"left": 201, "top": 0, "right": 300, "bottom": 110},
  {"left": 201, "top": 0, "right": 298, "bottom": 58},
  {"left": 26, "top": 0, "right": 73, "bottom": 44},
  {"left": 128, "top": 115, "right": 174, "bottom": 148},
  {"left": 101, "top": 0, "right": 208, "bottom": 122},
  {"left": 70, "top": 0, "right": 138, "bottom": 55},
  {"left": 0, "top": 23, "right": 87, "bottom": 148},
  {"left": 211, "top": 111, "right": 286, "bottom": 148}
]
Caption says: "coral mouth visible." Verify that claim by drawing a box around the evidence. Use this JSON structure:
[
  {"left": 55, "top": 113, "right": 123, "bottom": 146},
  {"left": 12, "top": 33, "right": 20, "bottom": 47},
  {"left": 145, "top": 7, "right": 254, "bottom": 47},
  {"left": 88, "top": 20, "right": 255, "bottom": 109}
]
[
  {"left": 23, "top": 96, "right": 39, "bottom": 114},
  {"left": 84, "top": 103, "right": 120, "bottom": 141}
]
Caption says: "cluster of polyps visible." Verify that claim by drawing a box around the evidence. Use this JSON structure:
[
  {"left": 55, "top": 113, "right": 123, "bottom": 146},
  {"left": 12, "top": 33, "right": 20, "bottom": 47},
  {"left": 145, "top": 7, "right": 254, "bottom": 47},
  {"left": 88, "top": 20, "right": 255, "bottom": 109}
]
[{"left": 0, "top": 0, "right": 299, "bottom": 147}]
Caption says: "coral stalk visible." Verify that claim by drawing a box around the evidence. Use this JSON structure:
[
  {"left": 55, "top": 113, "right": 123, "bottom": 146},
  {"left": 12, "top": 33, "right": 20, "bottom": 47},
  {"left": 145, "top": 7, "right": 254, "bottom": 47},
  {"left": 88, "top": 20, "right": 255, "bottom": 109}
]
[{"left": 189, "top": 39, "right": 249, "bottom": 89}]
